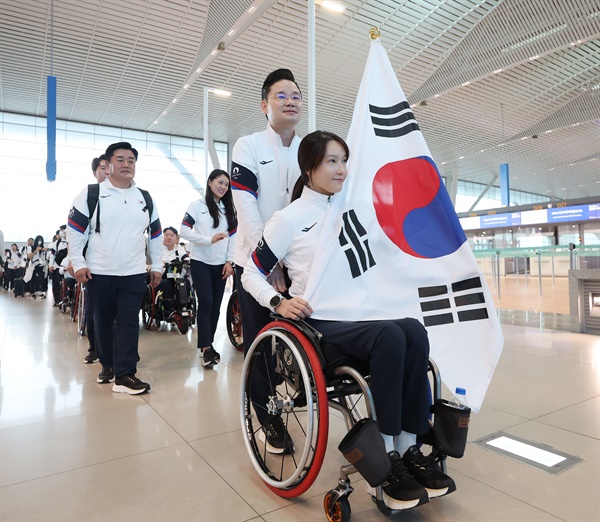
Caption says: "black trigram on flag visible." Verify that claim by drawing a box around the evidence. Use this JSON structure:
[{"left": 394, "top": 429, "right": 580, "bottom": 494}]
[
  {"left": 339, "top": 209, "right": 375, "bottom": 278},
  {"left": 418, "top": 276, "right": 489, "bottom": 327},
  {"left": 369, "top": 101, "right": 420, "bottom": 138}
]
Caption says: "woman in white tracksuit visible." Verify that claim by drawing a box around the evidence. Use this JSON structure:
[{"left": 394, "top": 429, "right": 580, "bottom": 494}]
[
  {"left": 242, "top": 131, "right": 455, "bottom": 512},
  {"left": 180, "top": 169, "right": 237, "bottom": 367}
]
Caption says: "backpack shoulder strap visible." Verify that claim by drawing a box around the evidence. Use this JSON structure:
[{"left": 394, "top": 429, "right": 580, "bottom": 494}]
[
  {"left": 87, "top": 183, "right": 101, "bottom": 233},
  {"left": 138, "top": 188, "right": 154, "bottom": 225}
]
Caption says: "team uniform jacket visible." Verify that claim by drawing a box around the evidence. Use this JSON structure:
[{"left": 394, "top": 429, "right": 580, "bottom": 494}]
[
  {"left": 230, "top": 124, "right": 301, "bottom": 267},
  {"left": 180, "top": 199, "right": 234, "bottom": 265},
  {"left": 67, "top": 178, "right": 163, "bottom": 276},
  {"left": 49, "top": 237, "right": 68, "bottom": 269},
  {"left": 7, "top": 251, "right": 23, "bottom": 269},
  {"left": 242, "top": 188, "right": 334, "bottom": 311},
  {"left": 161, "top": 245, "right": 189, "bottom": 265}
]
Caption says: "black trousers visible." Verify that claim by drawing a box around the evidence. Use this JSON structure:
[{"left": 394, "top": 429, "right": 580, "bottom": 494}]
[
  {"left": 51, "top": 269, "right": 63, "bottom": 304},
  {"left": 307, "top": 317, "right": 431, "bottom": 436},
  {"left": 190, "top": 260, "right": 228, "bottom": 348},
  {"left": 86, "top": 273, "right": 147, "bottom": 378},
  {"left": 31, "top": 265, "right": 47, "bottom": 294},
  {"left": 235, "top": 265, "right": 278, "bottom": 424},
  {"left": 4, "top": 268, "right": 15, "bottom": 290}
]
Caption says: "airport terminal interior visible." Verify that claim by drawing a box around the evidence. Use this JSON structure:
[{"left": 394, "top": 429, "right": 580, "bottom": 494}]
[{"left": 1, "top": 1, "right": 599, "bottom": 521}]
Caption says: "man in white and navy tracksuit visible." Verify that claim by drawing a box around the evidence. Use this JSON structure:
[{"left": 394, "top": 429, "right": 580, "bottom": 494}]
[
  {"left": 231, "top": 68, "right": 302, "bottom": 453},
  {"left": 67, "top": 142, "right": 163, "bottom": 395}
]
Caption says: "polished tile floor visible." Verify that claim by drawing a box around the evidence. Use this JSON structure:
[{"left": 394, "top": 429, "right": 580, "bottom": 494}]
[{"left": 1, "top": 287, "right": 598, "bottom": 521}]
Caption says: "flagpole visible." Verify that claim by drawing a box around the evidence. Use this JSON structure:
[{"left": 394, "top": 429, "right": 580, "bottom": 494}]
[{"left": 308, "top": 0, "right": 316, "bottom": 132}]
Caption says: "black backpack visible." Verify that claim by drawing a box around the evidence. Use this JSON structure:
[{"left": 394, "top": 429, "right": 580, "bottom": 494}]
[
  {"left": 87, "top": 183, "right": 153, "bottom": 233},
  {"left": 83, "top": 184, "right": 154, "bottom": 258}
]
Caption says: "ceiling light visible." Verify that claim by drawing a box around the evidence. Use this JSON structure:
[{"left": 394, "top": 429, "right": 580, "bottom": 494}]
[
  {"left": 248, "top": 6, "right": 255, "bottom": 12},
  {"left": 494, "top": 69, "right": 503, "bottom": 74},
  {"left": 211, "top": 50, "right": 217, "bottom": 56},
  {"left": 184, "top": 84, "right": 189, "bottom": 89},
  {"left": 211, "top": 89, "right": 232, "bottom": 97},
  {"left": 196, "top": 67, "right": 202, "bottom": 73},
  {"left": 458, "top": 156, "right": 464, "bottom": 159},
  {"left": 545, "top": 130, "right": 552, "bottom": 133},
  {"left": 228, "top": 30, "right": 235, "bottom": 36},
  {"left": 462, "top": 82, "right": 471, "bottom": 86},
  {"left": 434, "top": 94, "right": 440, "bottom": 98},
  {"left": 172, "top": 98, "right": 177, "bottom": 103},
  {"left": 322, "top": 1, "right": 345, "bottom": 13},
  {"left": 529, "top": 55, "right": 539, "bottom": 60}
]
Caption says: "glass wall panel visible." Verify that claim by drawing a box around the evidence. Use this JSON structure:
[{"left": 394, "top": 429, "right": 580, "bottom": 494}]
[{"left": 0, "top": 111, "right": 228, "bottom": 242}]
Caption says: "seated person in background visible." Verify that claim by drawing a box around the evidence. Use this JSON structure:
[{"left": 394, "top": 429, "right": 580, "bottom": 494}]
[
  {"left": 155, "top": 226, "right": 189, "bottom": 301},
  {"left": 242, "top": 130, "right": 455, "bottom": 511}
]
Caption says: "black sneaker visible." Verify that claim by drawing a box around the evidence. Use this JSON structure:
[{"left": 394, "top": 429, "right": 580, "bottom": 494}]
[
  {"left": 366, "top": 451, "right": 429, "bottom": 510},
  {"left": 201, "top": 346, "right": 220, "bottom": 367},
  {"left": 84, "top": 351, "right": 98, "bottom": 364},
  {"left": 403, "top": 445, "right": 456, "bottom": 498},
  {"left": 258, "top": 416, "right": 295, "bottom": 455},
  {"left": 97, "top": 367, "right": 115, "bottom": 383},
  {"left": 112, "top": 374, "right": 151, "bottom": 395}
]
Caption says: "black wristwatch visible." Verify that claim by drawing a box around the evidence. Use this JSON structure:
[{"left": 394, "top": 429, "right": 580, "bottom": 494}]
[{"left": 270, "top": 294, "right": 284, "bottom": 311}]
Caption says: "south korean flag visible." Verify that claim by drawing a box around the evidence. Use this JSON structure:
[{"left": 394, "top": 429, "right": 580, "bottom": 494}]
[{"left": 303, "top": 36, "right": 503, "bottom": 412}]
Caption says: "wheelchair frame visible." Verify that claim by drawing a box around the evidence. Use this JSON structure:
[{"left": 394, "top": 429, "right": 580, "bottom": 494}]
[{"left": 240, "top": 317, "right": 447, "bottom": 522}]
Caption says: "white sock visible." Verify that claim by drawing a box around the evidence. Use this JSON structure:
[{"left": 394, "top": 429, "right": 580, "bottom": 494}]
[
  {"left": 394, "top": 431, "right": 417, "bottom": 456},
  {"left": 381, "top": 433, "right": 394, "bottom": 453}
]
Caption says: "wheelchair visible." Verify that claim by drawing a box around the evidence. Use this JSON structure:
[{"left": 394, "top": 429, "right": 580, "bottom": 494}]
[
  {"left": 141, "top": 259, "right": 196, "bottom": 334},
  {"left": 226, "top": 270, "right": 243, "bottom": 350},
  {"left": 240, "top": 317, "right": 466, "bottom": 522},
  {"left": 67, "top": 281, "right": 88, "bottom": 335},
  {"left": 58, "top": 277, "right": 76, "bottom": 314}
]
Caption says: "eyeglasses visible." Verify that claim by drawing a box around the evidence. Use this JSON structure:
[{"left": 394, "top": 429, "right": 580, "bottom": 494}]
[{"left": 270, "top": 92, "right": 303, "bottom": 102}]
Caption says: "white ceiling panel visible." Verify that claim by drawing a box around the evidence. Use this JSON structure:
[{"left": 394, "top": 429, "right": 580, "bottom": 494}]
[{"left": 0, "top": 0, "right": 598, "bottom": 200}]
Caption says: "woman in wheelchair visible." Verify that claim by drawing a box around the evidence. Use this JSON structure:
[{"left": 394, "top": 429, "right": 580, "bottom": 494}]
[{"left": 242, "top": 130, "right": 455, "bottom": 511}]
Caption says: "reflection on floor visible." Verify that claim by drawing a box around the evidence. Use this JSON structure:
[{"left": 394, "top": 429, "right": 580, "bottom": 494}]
[{"left": 1, "top": 288, "right": 598, "bottom": 522}]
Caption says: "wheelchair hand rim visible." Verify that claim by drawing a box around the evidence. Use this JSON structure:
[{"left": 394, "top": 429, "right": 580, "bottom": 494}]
[{"left": 240, "top": 328, "right": 317, "bottom": 489}]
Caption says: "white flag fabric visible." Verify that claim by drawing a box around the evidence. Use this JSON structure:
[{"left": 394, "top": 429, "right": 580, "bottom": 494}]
[{"left": 303, "top": 38, "right": 503, "bottom": 412}]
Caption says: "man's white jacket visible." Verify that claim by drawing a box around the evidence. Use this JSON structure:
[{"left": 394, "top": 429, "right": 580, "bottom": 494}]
[
  {"left": 231, "top": 124, "right": 301, "bottom": 267},
  {"left": 67, "top": 178, "right": 162, "bottom": 276}
]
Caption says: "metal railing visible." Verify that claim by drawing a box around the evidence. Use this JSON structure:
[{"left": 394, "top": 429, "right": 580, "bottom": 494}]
[{"left": 472, "top": 244, "right": 600, "bottom": 297}]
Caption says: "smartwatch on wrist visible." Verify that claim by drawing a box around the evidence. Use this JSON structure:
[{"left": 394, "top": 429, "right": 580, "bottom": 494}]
[{"left": 270, "top": 294, "right": 284, "bottom": 311}]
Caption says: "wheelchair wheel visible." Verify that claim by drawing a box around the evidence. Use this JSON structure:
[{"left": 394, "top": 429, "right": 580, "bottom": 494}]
[
  {"left": 226, "top": 290, "right": 243, "bottom": 350},
  {"left": 324, "top": 490, "right": 351, "bottom": 522},
  {"left": 77, "top": 286, "right": 87, "bottom": 336},
  {"left": 71, "top": 283, "right": 80, "bottom": 322},
  {"left": 141, "top": 286, "right": 155, "bottom": 330},
  {"left": 240, "top": 321, "right": 329, "bottom": 498},
  {"left": 174, "top": 313, "right": 189, "bottom": 334}
]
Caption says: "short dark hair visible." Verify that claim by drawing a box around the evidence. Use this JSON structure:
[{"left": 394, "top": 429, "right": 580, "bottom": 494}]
[
  {"left": 292, "top": 130, "right": 349, "bottom": 201},
  {"left": 163, "top": 226, "right": 178, "bottom": 236},
  {"left": 105, "top": 142, "right": 138, "bottom": 161},
  {"left": 91, "top": 154, "right": 106, "bottom": 172},
  {"left": 261, "top": 68, "right": 301, "bottom": 100}
]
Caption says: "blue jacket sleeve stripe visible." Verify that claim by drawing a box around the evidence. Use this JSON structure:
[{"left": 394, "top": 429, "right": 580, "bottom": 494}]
[
  {"left": 231, "top": 162, "right": 258, "bottom": 198},
  {"left": 67, "top": 206, "right": 88, "bottom": 234},
  {"left": 251, "top": 236, "right": 278, "bottom": 276}
]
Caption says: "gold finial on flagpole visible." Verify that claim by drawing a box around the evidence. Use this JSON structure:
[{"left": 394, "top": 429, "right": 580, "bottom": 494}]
[{"left": 369, "top": 27, "right": 380, "bottom": 40}]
